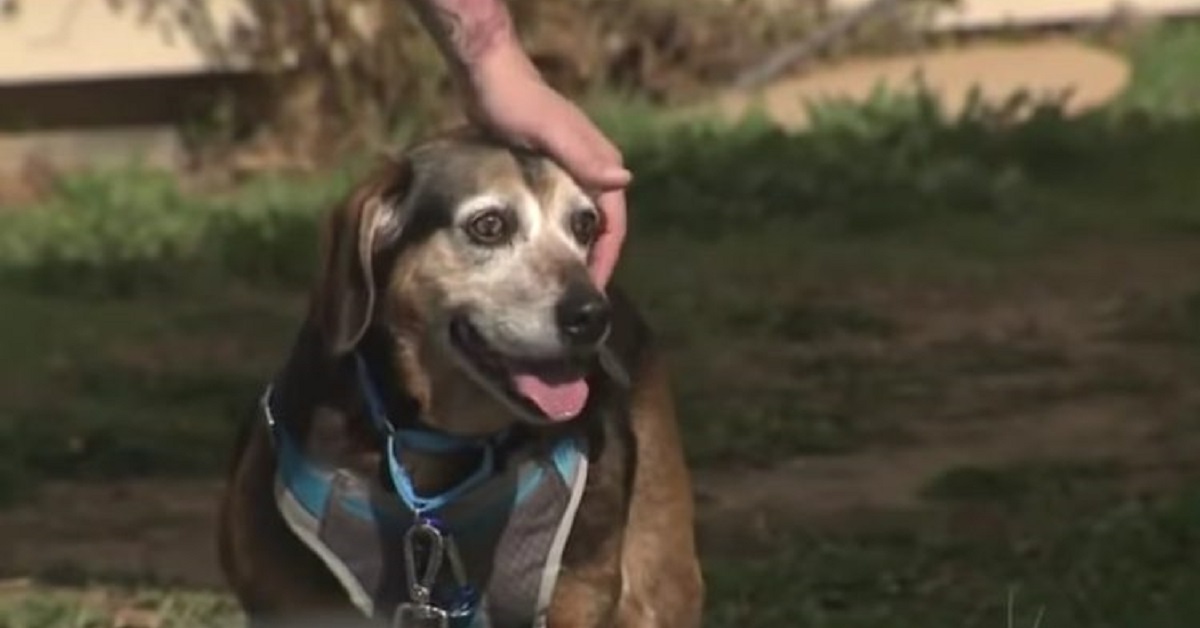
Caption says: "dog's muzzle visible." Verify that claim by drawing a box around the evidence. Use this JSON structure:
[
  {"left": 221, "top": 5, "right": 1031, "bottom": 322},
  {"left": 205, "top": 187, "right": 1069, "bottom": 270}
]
[{"left": 555, "top": 282, "right": 611, "bottom": 348}]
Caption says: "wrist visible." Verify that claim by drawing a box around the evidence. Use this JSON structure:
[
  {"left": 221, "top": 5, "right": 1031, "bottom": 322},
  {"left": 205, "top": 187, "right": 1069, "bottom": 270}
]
[{"left": 462, "top": 37, "right": 540, "bottom": 88}]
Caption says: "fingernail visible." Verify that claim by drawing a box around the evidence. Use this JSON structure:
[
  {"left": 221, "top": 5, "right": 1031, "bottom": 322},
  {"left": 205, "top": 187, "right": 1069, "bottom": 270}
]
[{"left": 606, "top": 167, "right": 632, "bottom": 183}]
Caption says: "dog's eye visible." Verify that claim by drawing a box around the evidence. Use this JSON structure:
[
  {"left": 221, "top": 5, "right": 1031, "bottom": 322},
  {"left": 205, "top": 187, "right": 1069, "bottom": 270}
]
[
  {"left": 570, "top": 210, "right": 600, "bottom": 246},
  {"left": 465, "top": 209, "right": 513, "bottom": 245}
]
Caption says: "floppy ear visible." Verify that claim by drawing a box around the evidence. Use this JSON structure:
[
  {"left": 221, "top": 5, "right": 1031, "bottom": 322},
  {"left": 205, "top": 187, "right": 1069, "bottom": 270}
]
[{"left": 311, "top": 157, "right": 413, "bottom": 356}]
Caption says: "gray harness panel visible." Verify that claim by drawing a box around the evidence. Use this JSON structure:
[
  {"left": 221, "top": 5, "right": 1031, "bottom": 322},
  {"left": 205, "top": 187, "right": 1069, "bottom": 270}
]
[{"left": 263, "top": 387, "right": 589, "bottom": 627}]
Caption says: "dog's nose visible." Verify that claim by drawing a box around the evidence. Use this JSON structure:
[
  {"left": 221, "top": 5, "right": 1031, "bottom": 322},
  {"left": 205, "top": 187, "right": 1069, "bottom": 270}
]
[{"left": 556, "top": 285, "right": 611, "bottom": 347}]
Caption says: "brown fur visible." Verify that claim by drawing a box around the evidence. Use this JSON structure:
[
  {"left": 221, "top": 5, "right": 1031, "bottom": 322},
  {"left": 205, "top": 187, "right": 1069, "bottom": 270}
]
[{"left": 216, "top": 129, "right": 703, "bottom": 627}]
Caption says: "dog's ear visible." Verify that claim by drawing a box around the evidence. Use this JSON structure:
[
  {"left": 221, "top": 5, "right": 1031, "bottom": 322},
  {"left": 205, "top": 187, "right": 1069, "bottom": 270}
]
[{"left": 311, "top": 157, "right": 413, "bottom": 356}]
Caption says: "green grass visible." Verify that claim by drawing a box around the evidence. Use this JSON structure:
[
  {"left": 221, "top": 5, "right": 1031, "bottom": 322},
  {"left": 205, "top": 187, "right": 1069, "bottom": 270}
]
[
  {"left": 0, "top": 289, "right": 298, "bottom": 505},
  {"left": 919, "top": 459, "right": 1126, "bottom": 504},
  {"left": 0, "top": 586, "right": 240, "bottom": 628},
  {"left": 2, "top": 21, "right": 1200, "bottom": 628},
  {"left": 1116, "top": 21, "right": 1200, "bottom": 118},
  {"left": 707, "top": 477, "right": 1200, "bottom": 628},
  {"left": 1, "top": 470, "right": 1198, "bottom": 628}
]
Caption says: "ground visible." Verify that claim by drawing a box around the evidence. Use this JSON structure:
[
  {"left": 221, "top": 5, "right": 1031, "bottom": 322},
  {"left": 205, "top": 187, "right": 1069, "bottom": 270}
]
[
  {"left": 4, "top": 240, "right": 1200, "bottom": 586},
  {"left": 2, "top": 23, "right": 1200, "bottom": 628}
]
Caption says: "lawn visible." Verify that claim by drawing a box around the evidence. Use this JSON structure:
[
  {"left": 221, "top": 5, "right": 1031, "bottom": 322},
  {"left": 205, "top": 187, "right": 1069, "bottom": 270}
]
[{"left": 2, "top": 22, "right": 1200, "bottom": 628}]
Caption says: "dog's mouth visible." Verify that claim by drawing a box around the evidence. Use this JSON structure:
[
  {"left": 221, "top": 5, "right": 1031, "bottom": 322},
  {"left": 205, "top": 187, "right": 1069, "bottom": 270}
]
[{"left": 448, "top": 317, "right": 590, "bottom": 422}]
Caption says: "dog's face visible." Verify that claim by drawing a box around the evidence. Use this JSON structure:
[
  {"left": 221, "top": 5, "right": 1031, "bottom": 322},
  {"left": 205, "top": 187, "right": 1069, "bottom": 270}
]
[{"left": 312, "top": 131, "right": 610, "bottom": 433}]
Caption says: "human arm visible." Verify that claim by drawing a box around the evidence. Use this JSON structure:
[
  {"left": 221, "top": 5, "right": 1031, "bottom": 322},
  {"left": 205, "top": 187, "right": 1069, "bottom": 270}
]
[{"left": 404, "top": 0, "right": 630, "bottom": 288}]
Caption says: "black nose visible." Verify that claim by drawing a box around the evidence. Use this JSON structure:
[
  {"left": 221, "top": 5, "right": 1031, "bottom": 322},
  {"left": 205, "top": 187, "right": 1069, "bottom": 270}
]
[{"left": 556, "top": 284, "right": 611, "bottom": 347}]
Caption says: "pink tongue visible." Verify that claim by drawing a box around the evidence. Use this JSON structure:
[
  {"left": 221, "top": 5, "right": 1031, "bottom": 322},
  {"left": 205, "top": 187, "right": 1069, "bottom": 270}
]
[{"left": 512, "top": 374, "right": 589, "bottom": 421}]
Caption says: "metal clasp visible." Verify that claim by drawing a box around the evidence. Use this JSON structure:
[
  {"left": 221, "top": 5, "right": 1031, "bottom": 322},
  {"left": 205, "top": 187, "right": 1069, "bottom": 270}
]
[{"left": 394, "top": 520, "right": 451, "bottom": 628}]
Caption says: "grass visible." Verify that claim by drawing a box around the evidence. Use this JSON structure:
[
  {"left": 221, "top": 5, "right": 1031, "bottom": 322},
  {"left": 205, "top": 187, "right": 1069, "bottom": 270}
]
[
  {"left": 1115, "top": 21, "right": 1200, "bottom": 118},
  {"left": 1, "top": 469, "right": 1197, "bottom": 628},
  {"left": 0, "top": 585, "right": 239, "bottom": 628},
  {"left": 706, "top": 476, "right": 1200, "bottom": 628},
  {"left": 2, "top": 20, "right": 1200, "bottom": 628},
  {"left": 0, "top": 289, "right": 297, "bottom": 505}
]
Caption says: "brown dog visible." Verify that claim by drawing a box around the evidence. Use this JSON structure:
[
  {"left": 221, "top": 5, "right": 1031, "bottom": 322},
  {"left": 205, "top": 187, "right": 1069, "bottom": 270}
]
[{"left": 216, "top": 128, "right": 703, "bottom": 627}]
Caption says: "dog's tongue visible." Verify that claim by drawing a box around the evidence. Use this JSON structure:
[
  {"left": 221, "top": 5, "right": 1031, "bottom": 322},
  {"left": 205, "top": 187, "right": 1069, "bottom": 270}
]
[{"left": 512, "top": 374, "right": 589, "bottom": 421}]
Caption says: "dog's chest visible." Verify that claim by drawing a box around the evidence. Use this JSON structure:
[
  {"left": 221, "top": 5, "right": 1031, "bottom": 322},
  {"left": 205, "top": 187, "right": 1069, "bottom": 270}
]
[{"left": 269, "top": 409, "right": 589, "bottom": 628}]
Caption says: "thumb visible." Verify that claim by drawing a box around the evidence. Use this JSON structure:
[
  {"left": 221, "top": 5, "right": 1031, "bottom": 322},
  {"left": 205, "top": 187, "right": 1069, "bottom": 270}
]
[
  {"left": 589, "top": 189, "right": 627, "bottom": 289},
  {"left": 528, "top": 123, "right": 631, "bottom": 192}
]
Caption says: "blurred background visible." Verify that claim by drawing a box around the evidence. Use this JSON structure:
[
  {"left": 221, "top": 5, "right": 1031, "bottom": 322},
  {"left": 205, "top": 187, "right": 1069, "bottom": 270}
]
[{"left": 2, "top": 0, "right": 1200, "bottom": 626}]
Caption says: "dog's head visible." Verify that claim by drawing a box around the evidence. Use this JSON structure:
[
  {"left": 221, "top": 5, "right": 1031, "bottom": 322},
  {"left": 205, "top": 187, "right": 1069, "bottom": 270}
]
[{"left": 311, "top": 129, "right": 610, "bottom": 434}]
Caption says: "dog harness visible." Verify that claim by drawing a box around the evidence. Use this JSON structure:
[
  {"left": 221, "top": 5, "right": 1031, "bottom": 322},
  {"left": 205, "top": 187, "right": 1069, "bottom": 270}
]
[{"left": 261, "top": 354, "right": 590, "bottom": 627}]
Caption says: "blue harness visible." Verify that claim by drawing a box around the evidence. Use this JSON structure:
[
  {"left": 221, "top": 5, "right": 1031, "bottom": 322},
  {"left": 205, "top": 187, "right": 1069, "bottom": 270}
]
[{"left": 262, "top": 354, "right": 590, "bottom": 627}]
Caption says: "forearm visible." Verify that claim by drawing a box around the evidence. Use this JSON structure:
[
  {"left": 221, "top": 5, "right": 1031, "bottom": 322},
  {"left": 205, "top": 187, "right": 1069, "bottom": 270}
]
[{"left": 405, "top": 0, "right": 522, "bottom": 79}]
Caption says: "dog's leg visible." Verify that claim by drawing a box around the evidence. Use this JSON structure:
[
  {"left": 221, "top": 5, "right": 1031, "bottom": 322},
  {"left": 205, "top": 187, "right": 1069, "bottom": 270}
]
[
  {"left": 615, "top": 352, "right": 704, "bottom": 628},
  {"left": 546, "top": 398, "right": 635, "bottom": 627},
  {"left": 546, "top": 553, "right": 624, "bottom": 627}
]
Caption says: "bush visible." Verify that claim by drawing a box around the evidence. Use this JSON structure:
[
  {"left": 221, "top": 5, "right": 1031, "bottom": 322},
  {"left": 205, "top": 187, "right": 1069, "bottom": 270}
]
[{"left": 0, "top": 78, "right": 1187, "bottom": 296}]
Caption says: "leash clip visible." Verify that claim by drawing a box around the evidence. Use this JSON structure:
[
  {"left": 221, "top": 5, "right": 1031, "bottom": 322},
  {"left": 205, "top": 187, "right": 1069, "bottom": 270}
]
[
  {"left": 395, "top": 520, "right": 452, "bottom": 628},
  {"left": 395, "top": 518, "right": 479, "bottom": 628},
  {"left": 403, "top": 520, "right": 446, "bottom": 603}
]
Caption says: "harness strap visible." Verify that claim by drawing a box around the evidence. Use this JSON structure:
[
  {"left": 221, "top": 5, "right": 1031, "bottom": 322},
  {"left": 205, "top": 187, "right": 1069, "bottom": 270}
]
[
  {"left": 262, "top": 355, "right": 590, "bottom": 628},
  {"left": 353, "top": 352, "right": 511, "bottom": 452},
  {"left": 352, "top": 353, "right": 513, "bottom": 516}
]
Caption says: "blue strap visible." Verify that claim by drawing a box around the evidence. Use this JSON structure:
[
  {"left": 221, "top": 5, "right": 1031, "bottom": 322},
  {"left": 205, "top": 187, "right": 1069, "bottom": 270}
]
[
  {"left": 352, "top": 352, "right": 510, "bottom": 517},
  {"left": 353, "top": 352, "right": 509, "bottom": 453},
  {"left": 266, "top": 384, "right": 488, "bottom": 623},
  {"left": 351, "top": 352, "right": 395, "bottom": 438},
  {"left": 386, "top": 432, "right": 498, "bottom": 514},
  {"left": 263, "top": 381, "right": 581, "bottom": 628},
  {"left": 265, "top": 388, "right": 330, "bottom": 517}
]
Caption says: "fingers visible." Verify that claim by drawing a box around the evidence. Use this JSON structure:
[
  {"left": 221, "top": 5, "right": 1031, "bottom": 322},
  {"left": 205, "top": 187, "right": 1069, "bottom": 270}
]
[
  {"left": 506, "top": 89, "right": 630, "bottom": 289},
  {"left": 574, "top": 113, "right": 627, "bottom": 184},
  {"left": 526, "top": 98, "right": 630, "bottom": 192},
  {"left": 589, "top": 188, "right": 627, "bottom": 289}
]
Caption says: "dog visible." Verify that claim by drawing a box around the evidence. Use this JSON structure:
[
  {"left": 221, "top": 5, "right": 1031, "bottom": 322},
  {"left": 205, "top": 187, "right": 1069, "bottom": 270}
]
[{"left": 216, "top": 128, "right": 704, "bottom": 627}]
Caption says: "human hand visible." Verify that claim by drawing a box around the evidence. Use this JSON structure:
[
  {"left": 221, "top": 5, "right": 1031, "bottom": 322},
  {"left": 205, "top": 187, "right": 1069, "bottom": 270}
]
[{"left": 463, "top": 44, "right": 630, "bottom": 289}]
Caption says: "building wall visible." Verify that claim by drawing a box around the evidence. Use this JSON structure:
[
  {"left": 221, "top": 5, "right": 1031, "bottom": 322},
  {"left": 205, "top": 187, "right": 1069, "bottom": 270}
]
[
  {"left": 0, "top": 0, "right": 257, "bottom": 174},
  {"left": 0, "top": 0, "right": 254, "bottom": 86}
]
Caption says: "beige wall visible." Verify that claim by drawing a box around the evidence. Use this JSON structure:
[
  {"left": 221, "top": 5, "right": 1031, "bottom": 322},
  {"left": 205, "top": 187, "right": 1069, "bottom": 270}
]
[
  {"left": 831, "top": 0, "right": 1200, "bottom": 31},
  {"left": 4, "top": 0, "right": 1200, "bottom": 87},
  {"left": 0, "top": 0, "right": 255, "bottom": 86},
  {"left": 0, "top": 0, "right": 264, "bottom": 175}
]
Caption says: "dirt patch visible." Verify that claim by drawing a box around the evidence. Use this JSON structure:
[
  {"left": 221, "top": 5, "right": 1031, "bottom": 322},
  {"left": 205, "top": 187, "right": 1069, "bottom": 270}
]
[
  {"left": 696, "top": 396, "right": 1158, "bottom": 522},
  {"left": 687, "top": 38, "right": 1131, "bottom": 129},
  {"left": 0, "top": 479, "right": 226, "bottom": 588},
  {"left": 691, "top": 243, "right": 1200, "bottom": 552}
]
